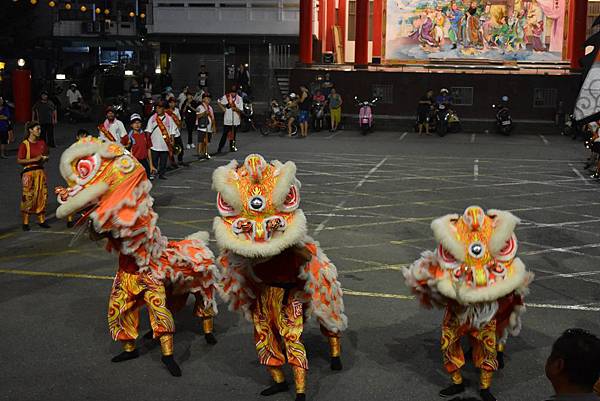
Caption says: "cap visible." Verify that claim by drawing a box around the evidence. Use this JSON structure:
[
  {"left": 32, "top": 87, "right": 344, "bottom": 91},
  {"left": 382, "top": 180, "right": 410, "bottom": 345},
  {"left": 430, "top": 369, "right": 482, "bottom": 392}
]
[
  {"left": 130, "top": 113, "right": 142, "bottom": 122},
  {"left": 290, "top": 93, "right": 297, "bottom": 99},
  {"left": 105, "top": 106, "right": 114, "bottom": 114}
]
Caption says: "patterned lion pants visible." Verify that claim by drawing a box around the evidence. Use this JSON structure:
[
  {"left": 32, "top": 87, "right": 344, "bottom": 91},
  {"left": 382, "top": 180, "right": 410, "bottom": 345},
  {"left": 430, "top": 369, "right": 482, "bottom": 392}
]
[
  {"left": 441, "top": 307, "right": 498, "bottom": 374},
  {"left": 108, "top": 270, "right": 175, "bottom": 341},
  {"left": 252, "top": 286, "right": 308, "bottom": 370}
]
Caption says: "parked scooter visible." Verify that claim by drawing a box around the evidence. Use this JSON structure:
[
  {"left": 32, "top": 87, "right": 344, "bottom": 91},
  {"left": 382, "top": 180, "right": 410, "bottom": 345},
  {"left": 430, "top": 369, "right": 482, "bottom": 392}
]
[
  {"left": 240, "top": 95, "right": 256, "bottom": 132},
  {"left": 435, "top": 103, "right": 461, "bottom": 136},
  {"left": 355, "top": 96, "right": 379, "bottom": 135},
  {"left": 492, "top": 96, "right": 513, "bottom": 136},
  {"left": 311, "top": 101, "right": 326, "bottom": 132}
]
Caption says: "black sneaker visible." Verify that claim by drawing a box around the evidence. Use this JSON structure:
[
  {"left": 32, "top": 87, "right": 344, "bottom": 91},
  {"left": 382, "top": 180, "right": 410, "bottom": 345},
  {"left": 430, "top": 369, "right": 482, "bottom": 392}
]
[
  {"left": 480, "top": 389, "right": 497, "bottom": 401},
  {"left": 67, "top": 221, "right": 75, "bottom": 228},
  {"left": 159, "top": 175, "right": 167, "bottom": 180},
  {"left": 439, "top": 383, "right": 465, "bottom": 398},
  {"left": 38, "top": 222, "right": 51, "bottom": 229},
  {"left": 22, "top": 224, "right": 30, "bottom": 231},
  {"left": 260, "top": 382, "right": 289, "bottom": 396}
]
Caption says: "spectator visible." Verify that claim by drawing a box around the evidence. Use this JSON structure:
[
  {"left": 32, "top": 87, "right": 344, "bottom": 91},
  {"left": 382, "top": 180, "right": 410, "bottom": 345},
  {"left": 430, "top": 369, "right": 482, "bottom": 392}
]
[
  {"left": 544, "top": 328, "right": 600, "bottom": 400},
  {"left": 417, "top": 90, "right": 434, "bottom": 136},
  {"left": 66, "top": 83, "right": 84, "bottom": 109},
  {"left": 321, "top": 72, "right": 334, "bottom": 98},
  {"left": 0, "top": 96, "right": 13, "bottom": 159},
  {"left": 181, "top": 92, "right": 198, "bottom": 150},
  {"left": 236, "top": 64, "right": 251, "bottom": 94},
  {"left": 145, "top": 100, "right": 176, "bottom": 180},
  {"left": 17, "top": 121, "right": 50, "bottom": 231},
  {"left": 196, "top": 93, "right": 215, "bottom": 160},
  {"left": 298, "top": 86, "right": 311, "bottom": 138},
  {"left": 313, "top": 89, "right": 325, "bottom": 103},
  {"left": 32, "top": 91, "right": 58, "bottom": 147},
  {"left": 142, "top": 76, "right": 153, "bottom": 99},
  {"left": 129, "top": 79, "right": 142, "bottom": 110},
  {"left": 98, "top": 107, "right": 127, "bottom": 143},
  {"left": 127, "top": 113, "right": 155, "bottom": 179},
  {"left": 287, "top": 93, "right": 299, "bottom": 137},
  {"left": 166, "top": 97, "right": 188, "bottom": 167},
  {"left": 198, "top": 65, "right": 209, "bottom": 89},
  {"left": 216, "top": 85, "right": 243, "bottom": 153},
  {"left": 160, "top": 68, "right": 173, "bottom": 92},
  {"left": 328, "top": 88, "right": 343, "bottom": 132}
]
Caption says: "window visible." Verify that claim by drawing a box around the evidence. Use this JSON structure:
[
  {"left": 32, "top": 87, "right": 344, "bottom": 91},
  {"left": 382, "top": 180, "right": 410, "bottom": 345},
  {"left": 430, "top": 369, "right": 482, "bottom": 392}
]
[
  {"left": 372, "top": 84, "right": 393, "bottom": 104},
  {"left": 533, "top": 88, "right": 558, "bottom": 108},
  {"left": 347, "top": 0, "right": 373, "bottom": 41},
  {"left": 450, "top": 87, "right": 474, "bottom": 106}
]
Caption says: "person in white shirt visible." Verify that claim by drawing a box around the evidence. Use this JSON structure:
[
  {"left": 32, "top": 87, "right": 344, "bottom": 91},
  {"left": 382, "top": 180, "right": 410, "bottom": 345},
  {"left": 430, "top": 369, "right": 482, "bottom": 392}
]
[
  {"left": 98, "top": 107, "right": 127, "bottom": 143},
  {"left": 145, "top": 100, "right": 176, "bottom": 180},
  {"left": 216, "top": 85, "right": 244, "bottom": 153},
  {"left": 167, "top": 97, "right": 188, "bottom": 167},
  {"left": 196, "top": 93, "right": 215, "bottom": 160},
  {"left": 66, "top": 84, "right": 84, "bottom": 109}
]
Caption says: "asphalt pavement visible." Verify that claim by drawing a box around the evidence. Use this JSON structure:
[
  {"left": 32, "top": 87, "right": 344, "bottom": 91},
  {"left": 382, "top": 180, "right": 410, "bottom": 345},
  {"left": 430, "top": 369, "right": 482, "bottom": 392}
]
[{"left": 1, "top": 125, "right": 599, "bottom": 401}]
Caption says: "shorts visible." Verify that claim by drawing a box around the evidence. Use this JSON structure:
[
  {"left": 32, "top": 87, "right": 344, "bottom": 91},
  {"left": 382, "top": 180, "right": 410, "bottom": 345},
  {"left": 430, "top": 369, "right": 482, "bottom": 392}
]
[
  {"left": 330, "top": 108, "right": 341, "bottom": 124},
  {"left": 0, "top": 130, "right": 8, "bottom": 145},
  {"left": 592, "top": 142, "right": 600, "bottom": 154},
  {"left": 298, "top": 110, "right": 309, "bottom": 124},
  {"left": 198, "top": 130, "right": 212, "bottom": 142},
  {"left": 417, "top": 111, "right": 429, "bottom": 124}
]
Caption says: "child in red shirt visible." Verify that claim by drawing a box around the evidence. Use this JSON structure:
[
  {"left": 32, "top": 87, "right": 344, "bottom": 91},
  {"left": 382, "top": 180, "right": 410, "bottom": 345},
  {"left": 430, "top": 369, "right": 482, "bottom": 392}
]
[{"left": 126, "top": 114, "right": 155, "bottom": 179}]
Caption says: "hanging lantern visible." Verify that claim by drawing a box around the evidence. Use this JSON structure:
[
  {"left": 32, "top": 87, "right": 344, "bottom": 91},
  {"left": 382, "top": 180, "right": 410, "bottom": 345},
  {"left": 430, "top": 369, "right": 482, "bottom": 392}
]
[
  {"left": 65, "top": 2, "right": 72, "bottom": 9},
  {"left": 95, "top": 7, "right": 101, "bottom": 14},
  {"left": 128, "top": 11, "right": 136, "bottom": 17},
  {"left": 140, "top": 13, "right": 146, "bottom": 19},
  {"left": 104, "top": 8, "right": 110, "bottom": 15},
  {"left": 48, "top": 0, "right": 56, "bottom": 6},
  {"left": 80, "top": 5, "right": 87, "bottom": 12},
  {"left": 30, "top": 0, "right": 38, "bottom": 4}
]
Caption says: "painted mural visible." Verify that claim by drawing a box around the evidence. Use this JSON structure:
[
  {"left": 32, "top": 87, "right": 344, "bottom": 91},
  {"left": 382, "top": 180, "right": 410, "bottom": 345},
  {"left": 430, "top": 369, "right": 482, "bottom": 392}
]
[{"left": 384, "top": 0, "right": 566, "bottom": 62}]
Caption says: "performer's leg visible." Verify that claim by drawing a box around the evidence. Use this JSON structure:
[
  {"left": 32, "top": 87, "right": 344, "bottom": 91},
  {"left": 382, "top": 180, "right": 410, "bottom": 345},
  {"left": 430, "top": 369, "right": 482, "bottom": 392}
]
[
  {"left": 142, "top": 277, "right": 180, "bottom": 377},
  {"left": 471, "top": 320, "right": 498, "bottom": 401},
  {"left": 108, "top": 271, "right": 142, "bottom": 362},
  {"left": 439, "top": 310, "right": 466, "bottom": 397},
  {"left": 320, "top": 324, "right": 342, "bottom": 370},
  {"left": 279, "top": 296, "right": 308, "bottom": 398},
  {"left": 193, "top": 292, "right": 217, "bottom": 344},
  {"left": 253, "top": 287, "right": 288, "bottom": 396}
]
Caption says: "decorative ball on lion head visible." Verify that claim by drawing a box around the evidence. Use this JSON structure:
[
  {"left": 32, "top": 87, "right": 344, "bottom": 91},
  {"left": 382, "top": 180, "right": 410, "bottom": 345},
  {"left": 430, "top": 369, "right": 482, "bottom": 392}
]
[
  {"left": 212, "top": 154, "right": 306, "bottom": 258},
  {"left": 404, "top": 205, "right": 533, "bottom": 306},
  {"left": 55, "top": 136, "right": 147, "bottom": 222}
]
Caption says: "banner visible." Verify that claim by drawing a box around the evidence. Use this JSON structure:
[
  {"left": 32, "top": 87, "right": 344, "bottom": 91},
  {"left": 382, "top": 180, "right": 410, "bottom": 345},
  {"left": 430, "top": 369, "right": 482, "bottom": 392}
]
[{"left": 384, "top": 0, "right": 566, "bottom": 62}]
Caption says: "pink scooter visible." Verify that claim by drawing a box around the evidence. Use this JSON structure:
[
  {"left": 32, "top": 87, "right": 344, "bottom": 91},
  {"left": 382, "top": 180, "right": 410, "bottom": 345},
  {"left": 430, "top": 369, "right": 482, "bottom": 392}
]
[{"left": 355, "top": 96, "right": 379, "bottom": 135}]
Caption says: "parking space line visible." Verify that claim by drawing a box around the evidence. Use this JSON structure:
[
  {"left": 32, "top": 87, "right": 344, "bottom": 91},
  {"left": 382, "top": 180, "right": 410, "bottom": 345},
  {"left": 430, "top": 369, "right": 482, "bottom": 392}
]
[
  {"left": 325, "top": 131, "right": 342, "bottom": 139},
  {"left": 474, "top": 159, "right": 479, "bottom": 181},
  {"left": 0, "top": 268, "right": 113, "bottom": 280},
  {"left": 539, "top": 135, "right": 549, "bottom": 145},
  {"left": 569, "top": 163, "right": 591, "bottom": 185},
  {"left": 399, "top": 132, "right": 408, "bottom": 141},
  {"left": 470, "top": 134, "right": 476, "bottom": 143}
]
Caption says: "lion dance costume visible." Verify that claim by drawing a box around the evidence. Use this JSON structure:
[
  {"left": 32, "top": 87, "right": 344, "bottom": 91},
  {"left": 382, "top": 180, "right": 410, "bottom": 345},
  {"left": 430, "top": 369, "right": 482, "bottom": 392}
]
[
  {"left": 403, "top": 206, "right": 533, "bottom": 401},
  {"left": 55, "top": 137, "right": 220, "bottom": 376},
  {"left": 213, "top": 154, "right": 347, "bottom": 401}
]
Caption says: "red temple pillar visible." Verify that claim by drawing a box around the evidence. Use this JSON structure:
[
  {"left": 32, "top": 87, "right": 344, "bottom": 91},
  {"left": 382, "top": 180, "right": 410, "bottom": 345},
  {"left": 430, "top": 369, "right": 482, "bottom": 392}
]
[
  {"left": 372, "top": 0, "right": 383, "bottom": 63},
  {"left": 318, "top": 0, "right": 326, "bottom": 54},
  {"left": 338, "top": 0, "right": 347, "bottom": 61},
  {"left": 567, "top": 0, "right": 588, "bottom": 69},
  {"left": 12, "top": 69, "right": 31, "bottom": 123},
  {"left": 355, "top": 0, "right": 369, "bottom": 66},
  {"left": 299, "top": 0, "right": 313, "bottom": 65},
  {"left": 325, "top": 0, "right": 336, "bottom": 52}
]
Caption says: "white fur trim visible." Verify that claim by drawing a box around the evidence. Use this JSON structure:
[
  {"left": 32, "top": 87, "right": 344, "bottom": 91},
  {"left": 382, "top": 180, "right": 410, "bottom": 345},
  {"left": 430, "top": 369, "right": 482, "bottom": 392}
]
[
  {"left": 186, "top": 230, "right": 210, "bottom": 243},
  {"left": 55, "top": 182, "right": 109, "bottom": 219},
  {"left": 488, "top": 209, "right": 521, "bottom": 254},
  {"left": 211, "top": 160, "right": 242, "bottom": 210},
  {"left": 272, "top": 161, "right": 298, "bottom": 207},
  {"left": 437, "top": 257, "right": 528, "bottom": 304},
  {"left": 430, "top": 214, "right": 465, "bottom": 261},
  {"left": 213, "top": 210, "right": 307, "bottom": 258}
]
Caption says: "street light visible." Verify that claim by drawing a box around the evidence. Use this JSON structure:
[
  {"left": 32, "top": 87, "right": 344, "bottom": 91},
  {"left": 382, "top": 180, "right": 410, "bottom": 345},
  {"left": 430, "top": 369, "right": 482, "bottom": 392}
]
[
  {"left": 155, "top": 67, "right": 161, "bottom": 74},
  {"left": 55, "top": 73, "right": 66, "bottom": 80},
  {"left": 48, "top": 1, "right": 56, "bottom": 7},
  {"left": 65, "top": 2, "right": 72, "bottom": 10},
  {"left": 124, "top": 70, "right": 134, "bottom": 76},
  {"left": 17, "top": 58, "right": 26, "bottom": 68},
  {"left": 80, "top": 5, "right": 87, "bottom": 12}
]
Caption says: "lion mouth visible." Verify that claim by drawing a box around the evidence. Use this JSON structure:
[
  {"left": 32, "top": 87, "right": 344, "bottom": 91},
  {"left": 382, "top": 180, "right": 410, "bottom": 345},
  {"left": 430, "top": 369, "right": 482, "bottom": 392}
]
[{"left": 55, "top": 182, "right": 110, "bottom": 219}]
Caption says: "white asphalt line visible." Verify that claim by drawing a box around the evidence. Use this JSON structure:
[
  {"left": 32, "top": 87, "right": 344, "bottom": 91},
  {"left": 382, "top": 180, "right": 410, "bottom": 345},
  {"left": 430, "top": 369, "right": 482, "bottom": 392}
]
[
  {"left": 325, "top": 131, "right": 342, "bottom": 139},
  {"left": 159, "top": 185, "right": 192, "bottom": 189},
  {"left": 313, "top": 157, "right": 388, "bottom": 236},
  {"left": 474, "top": 159, "right": 479, "bottom": 181},
  {"left": 536, "top": 270, "right": 600, "bottom": 281},
  {"left": 470, "top": 134, "right": 476, "bottom": 143},
  {"left": 526, "top": 303, "right": 600, "bottom": 312},
  {"left": 569, "top": 163, "right": 591, "bottom": 185},
  {"left": 539, "top": 134, "right": 549, "bottom": 145},
  {"left": 399, "top": 132, "right": 408, "bottom": 141}
]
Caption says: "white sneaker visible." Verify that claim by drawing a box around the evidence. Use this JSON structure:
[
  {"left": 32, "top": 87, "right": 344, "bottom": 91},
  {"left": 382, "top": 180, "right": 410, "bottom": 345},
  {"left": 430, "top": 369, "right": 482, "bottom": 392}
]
[{"left": 186, "top": 144, "right": 191, "bottom": 149}]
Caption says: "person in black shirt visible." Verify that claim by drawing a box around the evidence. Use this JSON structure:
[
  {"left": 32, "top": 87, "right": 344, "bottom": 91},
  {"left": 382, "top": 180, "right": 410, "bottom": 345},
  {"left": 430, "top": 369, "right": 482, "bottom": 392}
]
[
  {"left": 181, "top": 92, "right": 198, "bottom": 149},
  {"left": 417, "top": 90, "right": 434, "bottom": 136}
]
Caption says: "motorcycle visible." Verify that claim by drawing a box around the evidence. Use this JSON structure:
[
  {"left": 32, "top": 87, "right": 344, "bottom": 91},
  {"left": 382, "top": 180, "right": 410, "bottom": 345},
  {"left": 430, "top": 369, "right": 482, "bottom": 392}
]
[
  {"left": 111, "top": 95, "right": 130, "bottom": 121},
  {"left": 260, "top": 102, "right": 297, "bottom": 137},
  {"left": 311, "top": 101, "right": 326, "bottom": 132},
  {"left": 240, "top": 95, "right": 256, "bottom": 132},
  {"left": 434, "top": 103, "right": 461, "bottom": 137},
  {"left": 355, "top": 96, "right": 379, "bottom": 135},
  {"left": 492, "top": 103, "right": 513, "bottom": 136}
]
